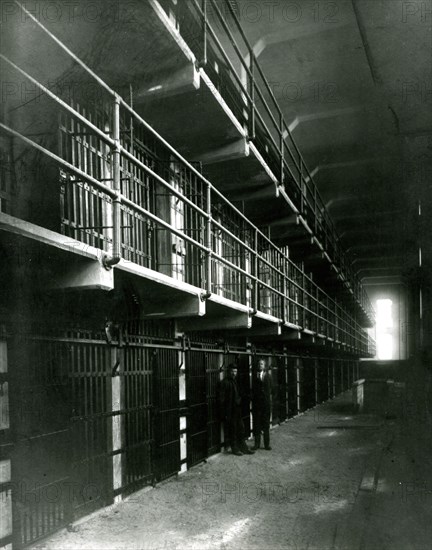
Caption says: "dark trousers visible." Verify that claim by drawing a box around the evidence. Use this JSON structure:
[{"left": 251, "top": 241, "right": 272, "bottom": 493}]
[
  {"left": 253, "top": 406, "right": 271, "bottom": 448},
  {"left": 224, "top": 406, "right": 248, "bottom": 452}
]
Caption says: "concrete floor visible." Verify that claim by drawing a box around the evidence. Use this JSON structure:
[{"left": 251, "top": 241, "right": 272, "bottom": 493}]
[{"left": 32, "top": 387, "right": 432, "bottom": 550}]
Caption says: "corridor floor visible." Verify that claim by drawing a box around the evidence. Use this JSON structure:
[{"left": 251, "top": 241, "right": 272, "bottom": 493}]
[{"left": 32, "top": 391, "right": 432, "bottom": 550}]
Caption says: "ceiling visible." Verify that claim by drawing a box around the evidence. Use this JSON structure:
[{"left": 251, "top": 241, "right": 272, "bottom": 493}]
[{"left": 233, "top": 0, "right": 432, "bottom": 284}]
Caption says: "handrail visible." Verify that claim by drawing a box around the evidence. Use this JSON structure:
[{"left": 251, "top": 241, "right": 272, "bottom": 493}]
[
  {"left": 174, "top": 0, "right": 374, "bottom": 322},
  {"left": 0, "top": 9, "right": 374, "bottom": 353},
  {"left": 12, "top": 0, "right": 373, "bottom": 323},
  {"left": 0, "top": 114, "right": 372, "bottom": 354}
]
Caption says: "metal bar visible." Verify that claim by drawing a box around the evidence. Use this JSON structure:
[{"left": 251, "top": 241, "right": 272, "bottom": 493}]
[
  {"left": 104, "top": 95, "right": 122, "bottom": 267},
  {"left": 13, "top": 0, "right": 372, "bottom": 319},
  {"left": 253, "top": 228, "right": 258, "bottom": 311},
  {"left": 1, "top": 127, "right": 371, "bottom": 348},
  {"left": 250, "top": 53, "right": 255, "bottom": 140},
  {"left": 279, "top": 111, "right": 284, "bottom": 184},
  {"left": 206, "top": 181, "right": 212, "bottom": 293},
  {"left": 119, "top": 99, "right": 312, "bottom": 275},
  {"left": 201, "top": 0, "right": 207, "bottom": 67}
]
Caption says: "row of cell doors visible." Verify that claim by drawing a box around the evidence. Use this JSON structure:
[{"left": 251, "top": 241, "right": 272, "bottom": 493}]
[
  {"left": 8, "top": 336, "right": 178, "bottom": 548},
  {"left": 7, "top": 337, "right": 228, "bottom": 548},
  {"left": 7, "top": 333, "right": 358, "bottom": 548}
]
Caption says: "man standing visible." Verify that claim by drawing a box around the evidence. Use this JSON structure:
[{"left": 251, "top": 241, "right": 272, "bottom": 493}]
[
  {"left": 252, "top": 358, "right": 272, "bottom": 450},
  {"left": 219, "top": 364, "right": 254, "bottom": 456}
]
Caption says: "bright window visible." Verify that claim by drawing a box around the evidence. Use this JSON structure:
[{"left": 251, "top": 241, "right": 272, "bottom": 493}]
[{"left": 376, "top": 299, "right": 393, "bottom": 360}]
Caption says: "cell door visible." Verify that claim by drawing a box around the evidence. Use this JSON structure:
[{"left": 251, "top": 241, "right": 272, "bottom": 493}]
[
  {"left": 10, "top": 336, "right": 72, "bottom": 548},
  {"left": 122, "top": 344, "right": 154, "bottom": 493},
  {"left": 270, "top": 358, "right": 280, "bottom": 426},
  {"left": 287, "top": 357, "right": 298, "bottom": 418},
  {"left": 302, "top": 358, "right": 316, "bottom": 410},
  {"left": 186, "top": 351, "right": 208, "bottom": 468},
  {"left": 186, "top": 351, "right": 222, "bottom": 467},
  {"left": 152, "top": 348, "right": 180, "bottom": 482},
  {"left": 235, "top": 355, "right": 251, "bottom": 437},
  {"left": 69, "top": 338, "right": 113, "bottom": 521},
  {"left": 277, "top": 356, "right": 288, "bottom": 422},
  {"left": 317, "top": 359, "right": 329, "bottom": 403},
  {"left": 206, "top": 353, "right": 221, "bottom": 456}
]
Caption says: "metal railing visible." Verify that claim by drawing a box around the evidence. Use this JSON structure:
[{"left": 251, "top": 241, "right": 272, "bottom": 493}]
[
  {"left": 0, "top": 1, "right": 374, "bottom": 356},
  {"left": 158, "top": 0, "right": 374, "bottom": 324}
]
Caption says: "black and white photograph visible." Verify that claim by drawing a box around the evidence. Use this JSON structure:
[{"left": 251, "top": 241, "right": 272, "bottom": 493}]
[{"left": 0, "top": 0, "right": 431, "bottom": 548}]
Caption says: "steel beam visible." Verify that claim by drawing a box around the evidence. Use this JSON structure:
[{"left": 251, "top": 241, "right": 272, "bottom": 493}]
[
  {"left": 141, "top": 296, "right": 205, "bottom": 319},
  {"left": 178, "top": 312, "right": 251, "bottom": 331},
  {"left": 49, "top": 260, "right": 114, "bottom": 292},
  {"left": 196, "top": 138, "right": 249, "bottom": 164},
  {"left": 134, "top": 63, "right": 200, "bottom": 101}
]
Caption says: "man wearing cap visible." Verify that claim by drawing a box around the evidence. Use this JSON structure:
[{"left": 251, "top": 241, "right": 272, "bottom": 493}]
[
  {"left": 219, "top": 364, "right": 254, "bottom": 456},
  {"left": 252, "top": 358, "right": 273, "bottom": 450}
]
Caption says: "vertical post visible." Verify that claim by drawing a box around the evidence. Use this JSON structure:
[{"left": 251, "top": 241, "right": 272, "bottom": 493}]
[
  {"left": 282, "top": 254, "right": 288, "bottom": 324},
  {"left": 254, "top": 228, "right": 258, "bottom": 312},
  {"left": 219, "top": 352, "right": 225, "bottom": 450},
  {"left": 110, "top": 96, "right": 122, "bottom": 499},
  {"left": 248, "top": 350, "right": 253, "bottom": 435},
  {"left": 111, "top": 345, "right": 123, "bottom": 503},
  {"left": 314, "top": 357, "right": 319, "bottom": 405},
  {"left": 300, "top": 160, "right": 304, "bottom": 214},
  {"left": 311, "top": 273, "right": 316, "bottom": 333},
  {"left": 301, "top": 262, "right": 306, "bottom": 329},
  {"left": 0, "top": 336, "right": 13, "bottom": 547},
  {"left": 201, "top": 0, "right": 208, "bottom": 68},
  {"left": 113, "top": 96, "right": 121, "bottom": 249},
  {"left": 296, "top": 356, "right": 302, "bottom": 414},
  {"left": 104, "top": 95, "right": 121, "bottom": 268},
  {"left": 279, "top": 111, "right": 284, "bottom": 185},
  {"left": 178, "top": 335, "right": 187, "bottom": 473},
  {"left": 284, "top": 352, "right": 289, "bottom": 419},
  {"left": 206, "top": 182, "right": 212, "bottom": 294},
  {"left": 314, "top": 181, "right": 317, "bottom": 234},
  {"left": 129, "top": 84, "right": 134, "bottom": 151},
  {"left": 249, "top": 51, "right": 255, "bottom": 140}
]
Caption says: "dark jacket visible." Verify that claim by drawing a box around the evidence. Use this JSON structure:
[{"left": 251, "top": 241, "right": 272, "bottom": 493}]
[
  {"left": 219, "top": 376, "right": 242, "bottom": 421},
  {"left": 252, "top": 371, "right": 273, "bottom": 413}
]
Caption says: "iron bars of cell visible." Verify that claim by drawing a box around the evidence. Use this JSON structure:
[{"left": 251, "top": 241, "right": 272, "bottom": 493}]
[
  {"left": 176, "top": 0, "right": 374, "bottom": 325},
  {"left": 0, "top": 31, "right": 372, "bottom": 356}
]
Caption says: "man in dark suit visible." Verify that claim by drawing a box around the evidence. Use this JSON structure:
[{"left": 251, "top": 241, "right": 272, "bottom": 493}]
[
  {"left": 252, "top": 358, "right": 272, "bottom": 450},
  {"left": 219, "top": 364, "right": 254, "bottom": 456}
]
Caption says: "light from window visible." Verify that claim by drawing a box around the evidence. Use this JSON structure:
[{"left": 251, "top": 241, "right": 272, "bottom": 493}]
[{"left": 376, "top": 299, "right": 393, "bottom": 360}]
